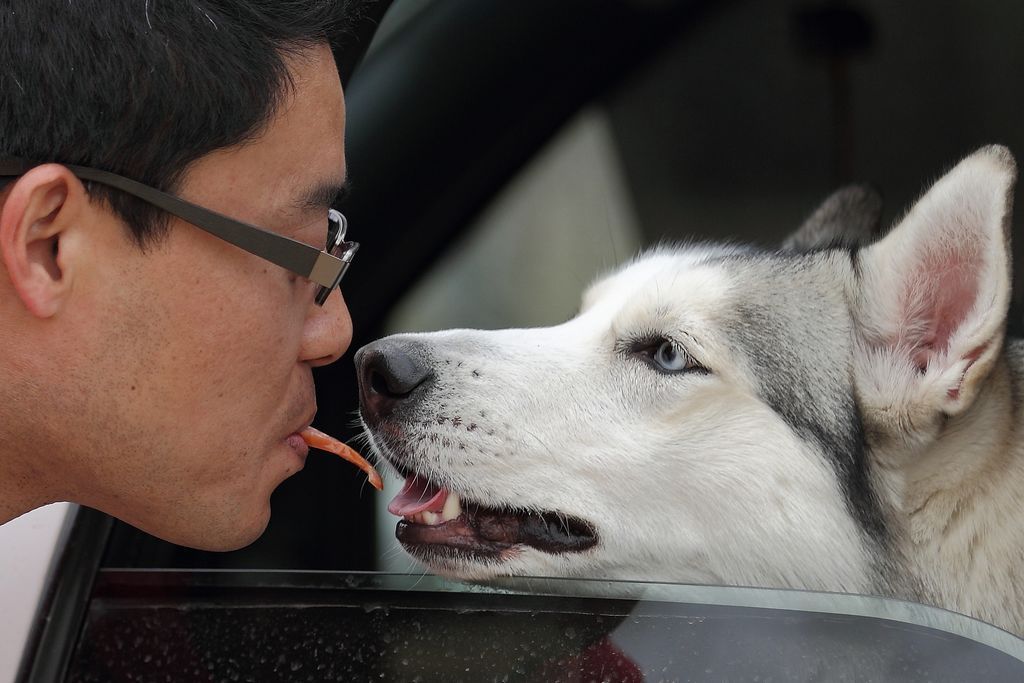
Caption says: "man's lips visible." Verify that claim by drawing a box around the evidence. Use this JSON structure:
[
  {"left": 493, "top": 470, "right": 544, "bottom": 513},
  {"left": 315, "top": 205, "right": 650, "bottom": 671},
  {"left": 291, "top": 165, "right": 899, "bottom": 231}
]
[
  {"left": 285, "top": 432, "right": 310, "bottom": 459},
  {"left": 283, "top": 407, "right": 317, "bottom": 458}
]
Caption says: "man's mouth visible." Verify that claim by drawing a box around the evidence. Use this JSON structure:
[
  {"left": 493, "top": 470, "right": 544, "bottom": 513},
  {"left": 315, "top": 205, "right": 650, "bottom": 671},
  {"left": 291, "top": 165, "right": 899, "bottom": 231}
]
[{"left": 388, "top": 474, "right": 598, "bottom": 560}]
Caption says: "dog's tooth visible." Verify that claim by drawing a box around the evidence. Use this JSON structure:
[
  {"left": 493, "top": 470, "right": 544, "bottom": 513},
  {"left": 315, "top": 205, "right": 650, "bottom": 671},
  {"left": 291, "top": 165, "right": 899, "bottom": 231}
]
[
  {"left": 442, "top": 493, "right": 462, "bottom": 521},
  {"left": 422, "top": 511, "right": 440, "bottom": 525}
]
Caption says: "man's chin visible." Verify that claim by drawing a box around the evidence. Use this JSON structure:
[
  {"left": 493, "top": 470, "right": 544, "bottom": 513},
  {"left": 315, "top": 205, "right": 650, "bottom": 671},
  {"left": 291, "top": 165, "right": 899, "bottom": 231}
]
[
  {"left": 201, "top": 510, "right": 271, "bottom": 552},
  {"left": 123, "top": 503, "right": 272, "bottom": 552}
]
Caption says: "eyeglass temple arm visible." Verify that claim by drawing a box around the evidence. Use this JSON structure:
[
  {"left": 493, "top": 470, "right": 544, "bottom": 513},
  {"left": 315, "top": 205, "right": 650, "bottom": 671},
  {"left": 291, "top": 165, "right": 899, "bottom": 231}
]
[{"left": 0, "top": 158, "right": 346, "bottom": 288}]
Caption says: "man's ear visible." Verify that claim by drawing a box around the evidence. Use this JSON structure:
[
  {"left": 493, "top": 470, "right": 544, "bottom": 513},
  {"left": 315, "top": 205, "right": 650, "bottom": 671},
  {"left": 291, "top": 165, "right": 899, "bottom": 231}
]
[
  {"left": 0, "top": 164, "right": 88, "bottom": 317},
  {"left": 856, "top": 145, "right": 1016, "bottom": 437},
  {"left": 783, "top": 185, "right": 883, "bottom": 251}
]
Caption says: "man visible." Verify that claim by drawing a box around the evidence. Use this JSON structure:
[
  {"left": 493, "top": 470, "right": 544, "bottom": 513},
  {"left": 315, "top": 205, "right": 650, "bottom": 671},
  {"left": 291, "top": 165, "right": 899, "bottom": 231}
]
[{"left": 0, "top": 2, "right": 361, "bottom": 551}]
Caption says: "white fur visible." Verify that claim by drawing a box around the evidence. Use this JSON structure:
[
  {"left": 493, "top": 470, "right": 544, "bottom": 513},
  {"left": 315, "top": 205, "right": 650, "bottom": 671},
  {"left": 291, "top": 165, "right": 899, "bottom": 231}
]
[{"left": 363, "top": 145, "right": 1024, "bottom": 636}]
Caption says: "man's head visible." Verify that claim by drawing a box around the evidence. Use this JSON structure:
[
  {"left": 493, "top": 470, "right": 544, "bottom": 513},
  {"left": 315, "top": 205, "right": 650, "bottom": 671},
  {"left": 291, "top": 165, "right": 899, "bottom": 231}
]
[{"left": 0, "top": 1, "right": 359, "bottom": 550}]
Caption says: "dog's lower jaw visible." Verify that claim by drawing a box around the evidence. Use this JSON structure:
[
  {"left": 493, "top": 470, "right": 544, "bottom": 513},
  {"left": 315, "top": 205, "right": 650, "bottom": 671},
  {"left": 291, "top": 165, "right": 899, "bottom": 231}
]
[
  {"left": 399, "top": 533, "right": 597, "bottom": 583},
  {"left": 403, "top": 546, "right": 523, "bottom": 582},
  {"left": 394, "top": 504, "right": 599, "bottom": 578}
]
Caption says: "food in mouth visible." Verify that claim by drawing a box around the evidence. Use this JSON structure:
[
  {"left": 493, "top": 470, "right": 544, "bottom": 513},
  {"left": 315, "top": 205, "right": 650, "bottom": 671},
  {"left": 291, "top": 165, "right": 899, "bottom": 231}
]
[
  {"left": 300, "top": 426, "right": 383, "bottom": 490},
  {"left": 388, "top": 473, "right": 597, "bottom": 558}
]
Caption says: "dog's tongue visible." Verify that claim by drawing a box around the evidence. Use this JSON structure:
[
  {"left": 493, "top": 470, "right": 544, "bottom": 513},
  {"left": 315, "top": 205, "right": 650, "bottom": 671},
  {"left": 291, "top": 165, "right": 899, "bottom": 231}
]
[{"left": 388, "top": 474, "right": 448, "bottom": 516}]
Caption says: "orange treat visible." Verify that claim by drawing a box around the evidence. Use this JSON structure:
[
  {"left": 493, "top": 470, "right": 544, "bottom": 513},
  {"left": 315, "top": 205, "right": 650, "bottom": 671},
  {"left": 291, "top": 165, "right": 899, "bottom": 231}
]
[{"left": 300, "top": 426, "right": 383, "bottom": 490}]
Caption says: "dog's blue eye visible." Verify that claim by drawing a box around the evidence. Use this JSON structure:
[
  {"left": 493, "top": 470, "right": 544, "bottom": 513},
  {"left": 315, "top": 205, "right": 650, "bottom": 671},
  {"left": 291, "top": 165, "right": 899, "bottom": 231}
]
[
  {"left": 654, "top": 341, "right": 689, "bottom": 372},
  {"left": 625, "top": 335, "right": 706, "bottom": 374}
]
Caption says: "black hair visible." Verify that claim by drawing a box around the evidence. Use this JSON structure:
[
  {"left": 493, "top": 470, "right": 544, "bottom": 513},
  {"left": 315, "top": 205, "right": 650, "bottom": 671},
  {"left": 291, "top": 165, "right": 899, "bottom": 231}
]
[{"left": 0, "top": 0, "right": 365, "bottom": 246}]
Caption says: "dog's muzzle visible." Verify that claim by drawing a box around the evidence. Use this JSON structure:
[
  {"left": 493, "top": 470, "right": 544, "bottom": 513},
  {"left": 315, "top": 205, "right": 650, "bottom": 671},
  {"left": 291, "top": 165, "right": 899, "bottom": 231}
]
[{"left": 355, "top": 337, "right": 600, "bottom": 565}]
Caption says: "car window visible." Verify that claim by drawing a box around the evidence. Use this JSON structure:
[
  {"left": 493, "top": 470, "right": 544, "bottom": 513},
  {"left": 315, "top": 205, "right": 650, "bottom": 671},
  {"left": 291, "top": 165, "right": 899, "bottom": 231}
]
[
  {"left": 67, "top": 574, "right": 1024, "bottom": 681},
  {"left": 385, "top": 107, "right": 640, "bottom": 334},
  {"left": 377, "top": 107, "right": 641, "bottom": 568}
]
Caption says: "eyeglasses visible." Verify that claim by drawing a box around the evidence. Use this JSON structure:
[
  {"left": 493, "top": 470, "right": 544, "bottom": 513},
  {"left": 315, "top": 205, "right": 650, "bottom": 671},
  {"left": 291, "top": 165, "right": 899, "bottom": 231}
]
[{"left": 0, "top": 157, "right": 358, "bottom": 306}]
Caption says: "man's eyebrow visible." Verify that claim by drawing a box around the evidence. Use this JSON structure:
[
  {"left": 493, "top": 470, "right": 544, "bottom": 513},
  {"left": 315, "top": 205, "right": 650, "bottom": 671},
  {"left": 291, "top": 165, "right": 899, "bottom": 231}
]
[{"left": 295, "top": 178, "right": 350, "bottom": 210}]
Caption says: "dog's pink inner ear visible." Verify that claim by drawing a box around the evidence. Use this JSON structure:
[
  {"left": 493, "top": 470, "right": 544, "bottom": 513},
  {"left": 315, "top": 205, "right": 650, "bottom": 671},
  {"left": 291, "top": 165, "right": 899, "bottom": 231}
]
[{"left": 902, "top": 240, "right": 981, "bottom": 372}]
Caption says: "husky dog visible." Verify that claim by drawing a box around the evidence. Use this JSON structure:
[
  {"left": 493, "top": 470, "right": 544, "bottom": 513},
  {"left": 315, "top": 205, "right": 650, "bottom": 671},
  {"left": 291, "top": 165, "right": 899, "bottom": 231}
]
[{"left": 356, "top": 146, "right": 1024, "bottom": 636}]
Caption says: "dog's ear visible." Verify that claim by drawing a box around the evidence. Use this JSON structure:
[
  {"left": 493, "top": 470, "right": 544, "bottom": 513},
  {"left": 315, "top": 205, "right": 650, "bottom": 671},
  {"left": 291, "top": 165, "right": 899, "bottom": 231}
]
[
  {"left": 783, "top": 185, "right": 883, "bottom": 251},
  {"left": 856, "top": 145, "right": 1016, "bottom": 437}
]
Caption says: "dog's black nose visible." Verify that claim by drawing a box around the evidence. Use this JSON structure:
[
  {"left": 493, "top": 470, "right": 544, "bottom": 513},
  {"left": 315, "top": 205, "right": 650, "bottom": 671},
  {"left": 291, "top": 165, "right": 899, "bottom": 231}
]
[{"left": 355, "top": 339, "right": 433, "bottom": 419}]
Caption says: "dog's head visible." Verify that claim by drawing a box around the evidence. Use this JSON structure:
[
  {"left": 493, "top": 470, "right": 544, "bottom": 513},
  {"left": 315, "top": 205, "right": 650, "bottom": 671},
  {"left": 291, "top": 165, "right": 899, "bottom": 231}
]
[{"left": 356, "top": 146, "right": 1017, "bottom": 591}]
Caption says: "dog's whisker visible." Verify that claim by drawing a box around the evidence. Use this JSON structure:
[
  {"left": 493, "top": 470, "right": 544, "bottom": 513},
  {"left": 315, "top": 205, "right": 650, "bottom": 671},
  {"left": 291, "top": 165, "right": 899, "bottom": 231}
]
[
  {"left": 408, "top": 567, "right": 431, "bottom": 591},
  {"left": 520, "top": 426, "right": 556, "bottom": 463},
  {"left": 380, "top": 545, "right": 407, "bottom": 563}
]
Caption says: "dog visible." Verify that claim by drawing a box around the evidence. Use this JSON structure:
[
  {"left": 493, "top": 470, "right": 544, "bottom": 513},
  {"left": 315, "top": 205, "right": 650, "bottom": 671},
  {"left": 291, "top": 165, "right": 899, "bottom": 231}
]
[{"left": 355, "top": 145, "right": 1024, "bottom": 637}]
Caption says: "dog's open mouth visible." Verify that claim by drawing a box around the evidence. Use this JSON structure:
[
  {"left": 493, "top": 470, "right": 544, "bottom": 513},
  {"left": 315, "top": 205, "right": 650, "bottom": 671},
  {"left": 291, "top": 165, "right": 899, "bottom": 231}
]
[{"left": 388, "top": 474, "right": 597, "bottom": 559}]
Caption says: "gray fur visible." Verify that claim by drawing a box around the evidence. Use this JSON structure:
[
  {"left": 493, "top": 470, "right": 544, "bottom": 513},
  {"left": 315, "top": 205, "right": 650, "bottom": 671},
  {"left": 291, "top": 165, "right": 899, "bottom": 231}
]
[{"left": 783, "top": 185, "right": 883, "bottom": 251}]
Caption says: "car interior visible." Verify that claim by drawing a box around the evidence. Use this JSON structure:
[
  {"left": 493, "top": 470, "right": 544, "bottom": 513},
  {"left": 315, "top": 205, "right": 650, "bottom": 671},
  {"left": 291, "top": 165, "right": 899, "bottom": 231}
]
[{"left": 20, "top": 0, "right": 1024, "bottom": 680}]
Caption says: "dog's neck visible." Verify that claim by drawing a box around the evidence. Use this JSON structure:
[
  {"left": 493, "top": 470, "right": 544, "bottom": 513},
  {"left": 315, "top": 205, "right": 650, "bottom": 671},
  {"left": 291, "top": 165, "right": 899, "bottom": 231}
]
[
  {"left": 876, "top": 350, "right": 1024, "bottom": 633},
  {"left": 903, "top": 356, "right": 1017, "bottom": 525}
]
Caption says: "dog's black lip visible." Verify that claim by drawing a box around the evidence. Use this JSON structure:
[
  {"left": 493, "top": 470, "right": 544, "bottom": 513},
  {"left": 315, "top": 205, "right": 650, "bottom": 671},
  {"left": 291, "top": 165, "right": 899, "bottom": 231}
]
[
  {"left": 397, "top": 515, "right": 510, "bottom": 559},
  {"left": 397, "top": 503, "right": 598, "bottom": 557}
]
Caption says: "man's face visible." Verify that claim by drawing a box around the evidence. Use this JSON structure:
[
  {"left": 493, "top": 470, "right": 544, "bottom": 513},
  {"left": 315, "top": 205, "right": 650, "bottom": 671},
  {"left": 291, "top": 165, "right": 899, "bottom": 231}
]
[{"left": 62, "top": 44, "right": 351, "bottom": 549}]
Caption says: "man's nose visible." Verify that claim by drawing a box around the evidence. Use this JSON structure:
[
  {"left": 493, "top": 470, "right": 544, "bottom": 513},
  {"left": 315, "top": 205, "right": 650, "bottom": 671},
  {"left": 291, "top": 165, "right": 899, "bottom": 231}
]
[
  {"left": 302, "top": 288, "right": 352, "bottom": 367},
  {"left": 355, "top": 338, "right": 433, "bottom": 419}
]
